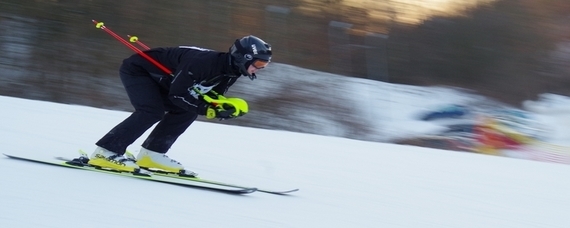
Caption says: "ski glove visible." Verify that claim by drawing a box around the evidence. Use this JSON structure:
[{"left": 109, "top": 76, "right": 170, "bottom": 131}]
[{"left": 205, "top": 103, "right": 245, "bottom": 120}]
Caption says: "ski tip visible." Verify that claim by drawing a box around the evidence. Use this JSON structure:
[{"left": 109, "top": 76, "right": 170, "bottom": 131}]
[
  {"left": 258, "top": 188, "right": 300, "bottom": 195},
  {"left": 2, "top": 153, "right": 23, "bottom": 159}
]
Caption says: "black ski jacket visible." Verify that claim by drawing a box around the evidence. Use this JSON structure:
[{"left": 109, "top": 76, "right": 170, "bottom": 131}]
[{"left": 122, "top": 46, "right": 241, "bottom": 113}]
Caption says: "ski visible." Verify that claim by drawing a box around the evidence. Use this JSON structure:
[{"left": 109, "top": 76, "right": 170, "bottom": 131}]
[
  {"left": 149, "top": 171, "right": 299, "bottom": 195},
  {"left": 76, "top": 150, "right": 298, "bottom": 195},
  {"left": 3, "top": 153, "right": 257, "bottom": 194}
]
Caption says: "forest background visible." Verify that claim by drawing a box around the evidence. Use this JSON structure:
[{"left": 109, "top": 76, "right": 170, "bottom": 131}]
[{"left": 1, "top": 0, "right": 569, "bottom": 142}]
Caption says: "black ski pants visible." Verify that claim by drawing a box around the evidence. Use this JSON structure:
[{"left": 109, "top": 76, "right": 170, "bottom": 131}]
[{"left": 96, "top": 62, "right": 197, "bottom": 155}]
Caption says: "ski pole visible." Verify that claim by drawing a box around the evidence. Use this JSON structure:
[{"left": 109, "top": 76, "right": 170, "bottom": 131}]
[
  {"left": 127, "top": 35, "right": 151, "bottom": 50},
  {"left": 92, "top": 20, "right": 173, "bottom": 76}
]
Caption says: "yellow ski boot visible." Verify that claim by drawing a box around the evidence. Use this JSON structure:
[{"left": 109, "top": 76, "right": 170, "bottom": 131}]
[
  {"left": 88, "top": 147, "right": 139, "bottom": 172},
  {"left": 135, "top": 147, "right": 197, "bottom": 177}
]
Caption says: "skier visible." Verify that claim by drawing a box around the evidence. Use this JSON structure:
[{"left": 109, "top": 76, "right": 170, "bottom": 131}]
[{"left": 88, "top": 35, "right": 272, "bottom": 176}]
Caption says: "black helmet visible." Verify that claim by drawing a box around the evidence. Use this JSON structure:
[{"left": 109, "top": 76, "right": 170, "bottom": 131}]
[{"left": 229, "top": 35, "right": 272, "bottom": 80}]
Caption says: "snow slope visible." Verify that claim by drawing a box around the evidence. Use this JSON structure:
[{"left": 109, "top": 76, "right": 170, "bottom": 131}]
[{"left": 1, "top": 95, "right": 570, "bottom": 228}]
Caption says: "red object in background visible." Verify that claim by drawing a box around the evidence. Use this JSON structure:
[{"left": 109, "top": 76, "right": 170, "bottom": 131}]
[{"left": 475, "top": 125, "right": 522, "bottom": 150}]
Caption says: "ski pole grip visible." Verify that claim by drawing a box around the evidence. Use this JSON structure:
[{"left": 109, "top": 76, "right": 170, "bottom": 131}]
[
  {"left": 129, "top": 36, "right": 139, "bottom": 43},
  {"left": 92, "top": 20, "right": 173, "bottom": 77}
]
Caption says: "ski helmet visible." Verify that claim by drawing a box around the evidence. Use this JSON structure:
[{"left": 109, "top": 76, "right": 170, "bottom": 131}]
[{"left": 229, "top": 35, "right": 272, "bottom": 80}]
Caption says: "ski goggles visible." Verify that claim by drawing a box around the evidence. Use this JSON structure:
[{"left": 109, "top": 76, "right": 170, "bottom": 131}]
[{"left": 252, "top": 59, "right": 269, "bottom": 69}]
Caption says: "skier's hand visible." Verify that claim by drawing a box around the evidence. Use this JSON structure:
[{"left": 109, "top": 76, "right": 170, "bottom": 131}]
[{"left": 205, "top": 103, "right": 245, "bottom": 120}]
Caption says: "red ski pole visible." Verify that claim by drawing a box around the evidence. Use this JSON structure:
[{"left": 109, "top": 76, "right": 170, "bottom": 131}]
[
  {"left": 92, "top": 20, "right": 173, "bottom": 76},
  {"left": 127, "top": 35, "right": 151, "bottom": 50}
]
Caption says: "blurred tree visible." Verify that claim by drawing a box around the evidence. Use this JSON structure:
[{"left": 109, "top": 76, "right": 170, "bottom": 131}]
[{"left": 387, "top": 0, "right": 569, "bottom": 104}]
